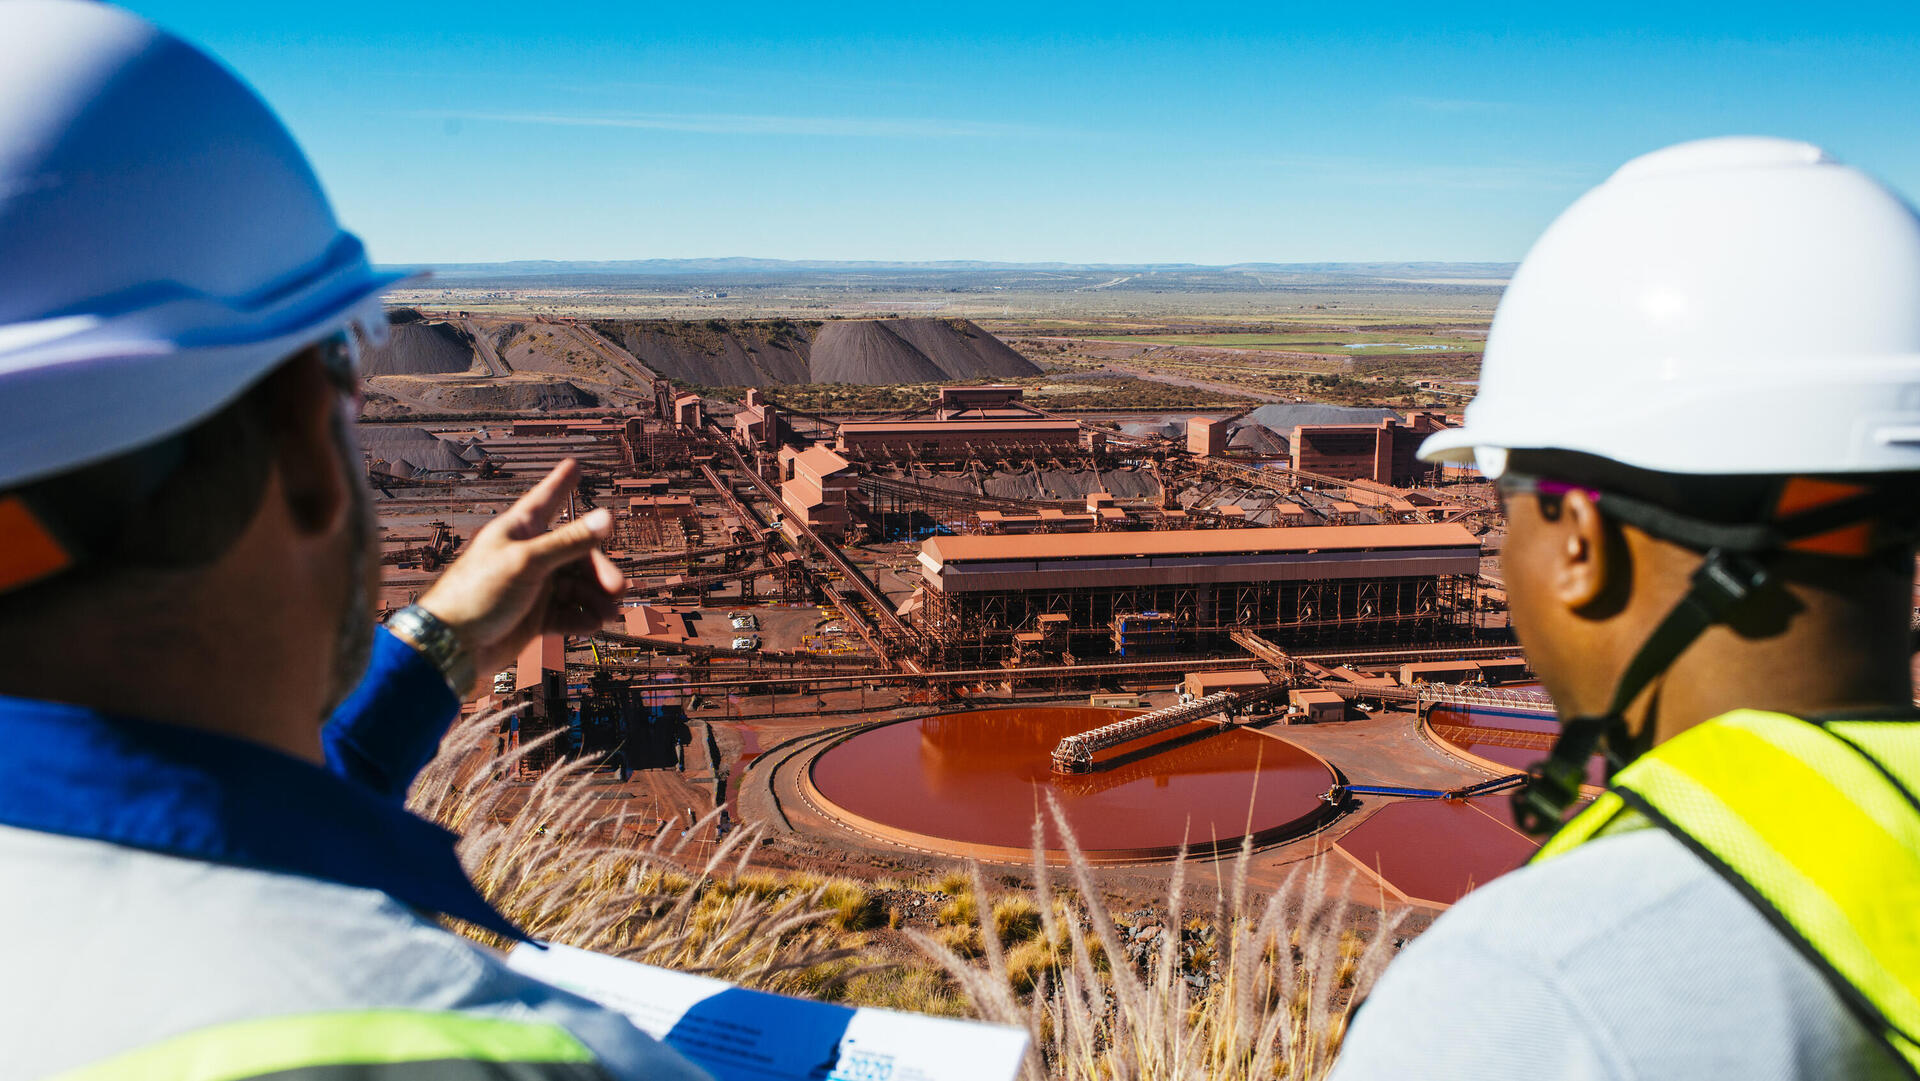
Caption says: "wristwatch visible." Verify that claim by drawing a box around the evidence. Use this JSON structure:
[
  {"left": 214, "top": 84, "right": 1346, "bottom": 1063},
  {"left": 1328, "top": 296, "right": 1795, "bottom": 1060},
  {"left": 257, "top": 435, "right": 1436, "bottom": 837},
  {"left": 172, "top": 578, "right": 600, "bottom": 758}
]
[{"left": 386, "top": 604, "right": 477, "bottom": 698}]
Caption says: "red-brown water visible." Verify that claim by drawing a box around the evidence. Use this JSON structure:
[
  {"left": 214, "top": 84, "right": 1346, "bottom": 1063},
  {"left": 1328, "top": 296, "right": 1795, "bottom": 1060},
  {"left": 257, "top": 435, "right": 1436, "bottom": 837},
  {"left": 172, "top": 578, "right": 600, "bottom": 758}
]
[
  {"left": 809, "top": 707, "right": 1334, "bottom": 858},
  {"left": 1428, "top": 700, "right": 1607, "bottom": 786},
  {"left": 1335, "top": 797, "right": 1538, "bottom": 906}
]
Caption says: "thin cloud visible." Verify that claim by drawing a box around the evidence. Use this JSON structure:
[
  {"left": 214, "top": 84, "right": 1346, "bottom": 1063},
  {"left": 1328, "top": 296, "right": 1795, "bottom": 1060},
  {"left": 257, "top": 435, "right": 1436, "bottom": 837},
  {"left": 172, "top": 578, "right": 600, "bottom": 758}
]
[
  {"left": 1371, "top": 162, "right": 1592, "bottom": 191},
  {"left": 413, "top": 109, "right": 1047, "bottom": 139},
  {"left": 1262, "top": 152, "right": 1593, "bottom": 192},
  {"left": 1401, "top": 97, "right": 1518, "bottom": 113}
]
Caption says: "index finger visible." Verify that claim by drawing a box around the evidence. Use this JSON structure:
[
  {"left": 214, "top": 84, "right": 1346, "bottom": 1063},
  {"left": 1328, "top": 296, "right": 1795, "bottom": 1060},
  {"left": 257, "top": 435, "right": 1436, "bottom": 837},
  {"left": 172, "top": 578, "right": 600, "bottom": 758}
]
[{"left": 499, "top": 459, "right": 583, "bottom": 539}]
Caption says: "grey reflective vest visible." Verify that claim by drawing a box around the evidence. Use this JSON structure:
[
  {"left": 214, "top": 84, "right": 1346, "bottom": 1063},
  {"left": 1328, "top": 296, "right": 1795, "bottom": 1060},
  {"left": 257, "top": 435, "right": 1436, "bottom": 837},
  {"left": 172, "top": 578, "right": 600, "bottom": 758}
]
[{"left": 0, "top": 825, "right": 708, "bottom": 1080}]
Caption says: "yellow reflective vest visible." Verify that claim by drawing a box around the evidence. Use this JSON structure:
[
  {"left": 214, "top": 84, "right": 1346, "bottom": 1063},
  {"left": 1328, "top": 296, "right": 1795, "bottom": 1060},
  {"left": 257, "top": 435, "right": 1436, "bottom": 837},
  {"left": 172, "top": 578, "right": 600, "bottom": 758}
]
[{"left": 1535, "top": 709, "right": 1920, "bottom": 1076}]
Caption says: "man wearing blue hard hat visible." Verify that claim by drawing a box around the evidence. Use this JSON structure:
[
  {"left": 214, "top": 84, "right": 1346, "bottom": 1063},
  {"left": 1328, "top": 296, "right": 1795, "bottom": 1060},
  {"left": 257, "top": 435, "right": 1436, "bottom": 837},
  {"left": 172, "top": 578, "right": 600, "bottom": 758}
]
[
  {"left": 1332, "top": 139, "right": 1920, "bottom": 1079},
  {"left": 0, "top": 3, "right": 703, "bottom": 1078}
]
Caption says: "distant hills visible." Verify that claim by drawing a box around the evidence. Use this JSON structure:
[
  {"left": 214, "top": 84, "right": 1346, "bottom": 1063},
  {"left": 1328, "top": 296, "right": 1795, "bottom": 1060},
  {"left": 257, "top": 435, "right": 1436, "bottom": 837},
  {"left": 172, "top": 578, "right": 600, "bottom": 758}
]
[
  {"left": 359, "top": 313, "right": 1040, "bottom": 411},
  {"left": 590, "top": 316, "right": 1040, "bottom": 386},
  {"left": 390, "top": 258, "right": 1514, "bottom": 284}
]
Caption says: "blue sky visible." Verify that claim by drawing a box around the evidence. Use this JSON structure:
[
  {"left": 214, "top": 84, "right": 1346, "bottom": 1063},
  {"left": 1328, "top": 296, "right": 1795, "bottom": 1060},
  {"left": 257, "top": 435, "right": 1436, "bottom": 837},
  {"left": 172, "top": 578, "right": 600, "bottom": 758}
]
[{"left": 130, "top": 1, "right": 1920, "bottom": 265}]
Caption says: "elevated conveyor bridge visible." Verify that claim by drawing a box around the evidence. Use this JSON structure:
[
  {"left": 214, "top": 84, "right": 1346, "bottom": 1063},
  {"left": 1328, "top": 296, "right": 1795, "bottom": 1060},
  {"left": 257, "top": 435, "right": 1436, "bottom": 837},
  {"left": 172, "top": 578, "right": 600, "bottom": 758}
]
[{"left": 1051, "top": 683, "right": 1291, "bottom": 774}]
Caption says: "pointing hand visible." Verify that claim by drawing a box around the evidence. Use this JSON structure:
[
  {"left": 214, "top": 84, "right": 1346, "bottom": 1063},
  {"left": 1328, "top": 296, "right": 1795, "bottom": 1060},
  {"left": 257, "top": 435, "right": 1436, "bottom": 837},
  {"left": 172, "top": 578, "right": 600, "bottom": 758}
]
[{"left": 410, "top": 459, "right": 624, "bottom": 694}]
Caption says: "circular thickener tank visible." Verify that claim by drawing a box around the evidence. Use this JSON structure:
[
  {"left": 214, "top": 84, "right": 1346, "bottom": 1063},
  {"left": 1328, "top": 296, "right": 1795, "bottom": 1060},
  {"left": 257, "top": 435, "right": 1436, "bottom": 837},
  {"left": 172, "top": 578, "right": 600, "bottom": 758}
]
[{"left": 805, "top": 706, "right": 1336, "bottom": 862}]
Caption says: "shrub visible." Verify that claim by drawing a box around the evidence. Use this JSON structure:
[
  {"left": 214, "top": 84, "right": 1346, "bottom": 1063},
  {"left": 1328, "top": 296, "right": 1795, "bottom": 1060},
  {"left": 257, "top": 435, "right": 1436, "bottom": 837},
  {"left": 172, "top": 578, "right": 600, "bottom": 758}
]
[
  {"left": 936, "top": 893, "right": 978, "bottom": 927},
  {"left": 991, "top": 897, "right": 1044, "bottom": 946}
]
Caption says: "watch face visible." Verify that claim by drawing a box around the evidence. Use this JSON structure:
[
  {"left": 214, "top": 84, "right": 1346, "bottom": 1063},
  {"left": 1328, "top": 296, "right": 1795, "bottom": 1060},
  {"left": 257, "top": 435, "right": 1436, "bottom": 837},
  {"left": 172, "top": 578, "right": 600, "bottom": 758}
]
[{"left": 396, "top": 606, "right": 472, "bottom": 695}]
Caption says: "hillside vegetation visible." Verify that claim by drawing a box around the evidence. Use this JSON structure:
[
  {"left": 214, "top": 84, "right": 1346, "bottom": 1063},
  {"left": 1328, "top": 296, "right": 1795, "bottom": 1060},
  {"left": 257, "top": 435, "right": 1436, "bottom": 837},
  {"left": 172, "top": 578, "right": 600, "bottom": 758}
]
[{"left": 412, "top": 713, "right": 1405, "bottom": 1080}]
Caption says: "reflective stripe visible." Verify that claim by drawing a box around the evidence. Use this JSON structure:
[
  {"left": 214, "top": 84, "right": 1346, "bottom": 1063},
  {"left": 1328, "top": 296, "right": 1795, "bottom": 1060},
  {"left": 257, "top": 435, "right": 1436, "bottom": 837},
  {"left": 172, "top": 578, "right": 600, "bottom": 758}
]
[
  {"left": 1533, "top": 789, "right": 1627, "bottom": 860},
  {"left": 1535, "top": 711, "right": 1920, "bottom": 1077},
  {"left": 51, "top": 1010, "right": 599, "bottom": 1081},
  {"left": 1825, "top": 720, "right": 1920, "bottom": 805}
]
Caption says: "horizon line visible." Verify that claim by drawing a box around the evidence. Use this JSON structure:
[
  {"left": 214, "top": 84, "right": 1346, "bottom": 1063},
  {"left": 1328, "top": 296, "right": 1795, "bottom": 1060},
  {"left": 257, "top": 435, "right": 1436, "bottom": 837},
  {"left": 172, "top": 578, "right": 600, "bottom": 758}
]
[{"left": 374, "top": 257, "right": 1519, "bottom": 272}]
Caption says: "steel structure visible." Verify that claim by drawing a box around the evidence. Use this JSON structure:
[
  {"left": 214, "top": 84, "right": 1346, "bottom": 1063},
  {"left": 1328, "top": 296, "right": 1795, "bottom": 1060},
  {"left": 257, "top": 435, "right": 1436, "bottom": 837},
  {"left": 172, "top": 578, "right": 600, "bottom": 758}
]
[
  {"left": 920, "top": 572, "right": 1478, "bottom": 665},
  {"left": 711, "top": 430, "right": 921, "bottom": 667},
  {"left": 835, "top": 426, "right": 1084, "bottom": 461},
  {"left": 622, "top": 419, "right": 700, "bottom": 470},
  {"left": 1050, "top": 683, "right": 1289, "bottom": 773},
  {"left": 696, "top": 462, "right": 769, "bottom": 543},
  {"left": 615, "top": 538, "right": 766, "bottom": 572},
  {"left": 914, "top": 524, "right": 1483, "bottom": 665},
  {"left": 1323, "top": 773, "right": 1526, "bottom": 804},
  {"left": 1417, "top": 683, "right": 1554, "bottom": 715},
  {"left": 378, "top": 521, "right": 459, "bottom": 571},
  {"left": 623, "top": 559, "right": 806, "bottom": 603},
  {"left": 573, "top": 652, "right": 1282, "bottom": 695},
  {"left": 1230, "top": 630, "right": 1298, "bottom": 678},
  {"left": 857, "top": 471, "right": 1084, "bottom": 515},
  {"left": 1188, "top": 451, "right": 1403, "bottom": 499}
]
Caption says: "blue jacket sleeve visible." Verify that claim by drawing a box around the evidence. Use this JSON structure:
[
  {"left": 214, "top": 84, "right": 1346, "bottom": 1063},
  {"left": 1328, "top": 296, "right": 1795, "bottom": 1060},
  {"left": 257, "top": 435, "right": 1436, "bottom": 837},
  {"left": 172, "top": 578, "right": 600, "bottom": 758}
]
[{"left": 322, "top": 625, "right": 461, "bottom": 802}]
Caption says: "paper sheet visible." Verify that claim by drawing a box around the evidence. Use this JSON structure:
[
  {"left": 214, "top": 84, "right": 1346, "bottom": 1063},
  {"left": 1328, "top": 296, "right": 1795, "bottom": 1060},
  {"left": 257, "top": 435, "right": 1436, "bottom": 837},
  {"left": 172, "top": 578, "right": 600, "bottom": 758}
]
[{"left": 507, "top": 941, "right": 1028, "bottom": 1081}]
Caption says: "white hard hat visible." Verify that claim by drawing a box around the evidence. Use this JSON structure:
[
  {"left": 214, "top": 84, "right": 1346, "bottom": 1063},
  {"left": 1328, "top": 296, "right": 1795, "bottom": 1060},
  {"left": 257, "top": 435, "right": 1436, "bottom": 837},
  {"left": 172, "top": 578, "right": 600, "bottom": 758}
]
[
  {"left": 1419, "top": 136, "right": 1920, "bottom": 479},
  {"left": 0, "top": 1, "right": 410, "bottom": 491}
]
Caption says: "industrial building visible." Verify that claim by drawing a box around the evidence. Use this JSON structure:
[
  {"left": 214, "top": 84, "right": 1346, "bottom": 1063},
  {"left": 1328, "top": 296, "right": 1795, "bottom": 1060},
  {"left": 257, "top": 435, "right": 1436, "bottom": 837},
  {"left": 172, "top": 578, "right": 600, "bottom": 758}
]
[
  {"left": 835, "top": 418, "right": 1085, "bottom": 458},
  {"left": 913, "top": 523, "right": 1482, "bottom": 663},
  {"left": 673, "top": 392, "right": 705, "bottom": 430},
  {"left": 732, "top": 388, "right": 787, "bottom": 450},
  {"left": 779, "top": 446, "right": 859, "bottom": 541},
  {"left": 826, "top": 383, "right": 1099, "bottom": 459},
  {"left": 932, "top": 384, "right": 1030, "bottom": 417},
  {"left": 1290, "top": 412, "right": 1449, "bottom": 486},
  {"left": 1187, "top": 417, "right": 1228, "bottom": 458}
]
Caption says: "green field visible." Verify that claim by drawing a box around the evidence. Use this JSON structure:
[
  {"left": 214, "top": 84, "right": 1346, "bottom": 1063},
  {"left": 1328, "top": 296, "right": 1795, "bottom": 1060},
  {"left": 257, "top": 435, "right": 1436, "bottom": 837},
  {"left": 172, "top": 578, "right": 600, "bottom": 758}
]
[{"left": 1081, "top": 330, "right": 1484, "bottom": 354}]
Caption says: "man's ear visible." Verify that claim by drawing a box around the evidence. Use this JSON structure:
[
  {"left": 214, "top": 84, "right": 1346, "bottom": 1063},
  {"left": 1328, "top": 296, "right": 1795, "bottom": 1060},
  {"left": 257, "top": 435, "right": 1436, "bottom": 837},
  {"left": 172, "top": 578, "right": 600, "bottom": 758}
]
[
  {"left": 264, "top": 349, "right": 351, "bottom": 537},
  {"left": 1553, "top": 489, "right": 1612, "bottom": 612}
]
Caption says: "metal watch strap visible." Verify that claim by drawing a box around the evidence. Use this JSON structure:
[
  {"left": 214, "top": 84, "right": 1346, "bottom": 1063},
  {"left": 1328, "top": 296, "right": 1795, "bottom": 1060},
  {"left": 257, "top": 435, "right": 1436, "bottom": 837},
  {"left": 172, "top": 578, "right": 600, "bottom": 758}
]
[{"left": 386, "top": 604, "right": 476, "bottom": 698}]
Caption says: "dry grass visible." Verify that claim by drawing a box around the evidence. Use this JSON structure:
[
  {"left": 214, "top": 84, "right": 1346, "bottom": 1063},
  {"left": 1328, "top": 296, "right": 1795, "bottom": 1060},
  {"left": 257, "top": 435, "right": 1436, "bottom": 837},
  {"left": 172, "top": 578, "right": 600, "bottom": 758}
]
[
  {"left": 412, "top": 710, "right": 1407, "bottom": 1079},
  {"left": 406, "top": 709, "right": 874, "bottom": 995},
  {"left": 906, "top": 796, "right": 1408, "bottom": 1080}
]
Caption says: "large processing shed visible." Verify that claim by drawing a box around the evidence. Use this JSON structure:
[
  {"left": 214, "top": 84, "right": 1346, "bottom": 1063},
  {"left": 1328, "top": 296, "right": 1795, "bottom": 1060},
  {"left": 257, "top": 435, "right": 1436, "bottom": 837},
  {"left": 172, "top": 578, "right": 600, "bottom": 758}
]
[{"left": 913, "top": 524, "right": 1483, "bottom": 663}]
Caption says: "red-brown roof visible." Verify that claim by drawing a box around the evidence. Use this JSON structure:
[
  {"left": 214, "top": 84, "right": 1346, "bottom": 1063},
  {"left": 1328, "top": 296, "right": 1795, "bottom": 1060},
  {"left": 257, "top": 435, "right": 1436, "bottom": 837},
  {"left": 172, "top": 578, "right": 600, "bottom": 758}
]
[
  {"left": 1188, "top": 669, "right": 1270, "bottom": 691},
  {"left": 793, "top": 446, "right": 854, "bottom": 478},
  {"left": 922, "top": 523, "right": 1478, "bottom": 565},
  {"left": 780, "top": 476, "right": 829, "bottom": 509}
]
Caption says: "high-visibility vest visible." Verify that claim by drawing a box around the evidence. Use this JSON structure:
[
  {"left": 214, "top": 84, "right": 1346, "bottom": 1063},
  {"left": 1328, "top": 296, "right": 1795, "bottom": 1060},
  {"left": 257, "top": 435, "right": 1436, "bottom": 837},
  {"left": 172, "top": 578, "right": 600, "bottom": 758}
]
[
  {"left": 52, "top": 1010, "right": 610, "bottom": 1081},
  {"left": 1534, "top": 709, "right": 1920, "bottom": 1075}
]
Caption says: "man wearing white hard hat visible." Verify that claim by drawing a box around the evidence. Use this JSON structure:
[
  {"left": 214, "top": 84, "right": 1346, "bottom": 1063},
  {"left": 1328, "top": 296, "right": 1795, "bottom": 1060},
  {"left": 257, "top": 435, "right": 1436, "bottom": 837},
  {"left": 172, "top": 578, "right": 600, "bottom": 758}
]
[
  {"left": 0, "top": 3, "right": 702, "bottom": 1078},
  {"left": 1331, "top": 138, "right": 1920, "bottom": 1079}
]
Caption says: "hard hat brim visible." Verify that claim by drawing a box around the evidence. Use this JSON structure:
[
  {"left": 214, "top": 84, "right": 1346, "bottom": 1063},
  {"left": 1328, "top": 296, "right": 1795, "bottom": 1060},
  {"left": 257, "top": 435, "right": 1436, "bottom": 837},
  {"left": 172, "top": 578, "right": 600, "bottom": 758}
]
[
  {"left": 1415, "top": 425, "right": 1480, "bottom": 465},
  {"left": 1416, "top": 426, "right": 1509, "bottom": 480},
  {"left": 0, "top": 264, "right": 419, "bottom": 491}
]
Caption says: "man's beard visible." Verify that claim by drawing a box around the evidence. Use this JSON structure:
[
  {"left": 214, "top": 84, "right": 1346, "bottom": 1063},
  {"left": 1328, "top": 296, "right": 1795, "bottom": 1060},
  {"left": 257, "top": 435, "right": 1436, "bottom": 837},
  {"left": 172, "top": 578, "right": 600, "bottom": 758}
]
[{"left": 322, "top": 411, "right": 376, "bottom": 718}]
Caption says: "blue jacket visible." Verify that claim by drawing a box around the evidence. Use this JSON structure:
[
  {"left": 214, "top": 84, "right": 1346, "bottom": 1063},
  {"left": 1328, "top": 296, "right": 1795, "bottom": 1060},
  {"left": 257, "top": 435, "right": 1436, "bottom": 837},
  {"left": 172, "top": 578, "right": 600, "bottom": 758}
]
[{"left": 0, "top": 628, "right": 706, "bottom": 1081}]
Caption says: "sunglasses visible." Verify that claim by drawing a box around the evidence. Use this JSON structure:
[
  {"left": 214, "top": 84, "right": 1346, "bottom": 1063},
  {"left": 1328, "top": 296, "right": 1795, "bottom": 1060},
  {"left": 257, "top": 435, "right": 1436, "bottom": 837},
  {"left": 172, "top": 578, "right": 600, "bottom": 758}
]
[
  {"left": 316, "top": 331, "right": 364, "bottom": 411},
  {"left": 1495, "top": 472, "right": 1600, "bottom": 521}
]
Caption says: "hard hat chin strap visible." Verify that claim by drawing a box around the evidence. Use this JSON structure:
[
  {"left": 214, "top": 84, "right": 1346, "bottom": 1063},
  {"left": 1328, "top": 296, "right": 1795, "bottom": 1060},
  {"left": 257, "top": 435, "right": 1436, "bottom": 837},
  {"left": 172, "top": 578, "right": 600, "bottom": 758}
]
[
  {"left": 1506, "top": 465, "right": 1920, "bottom": 838},
  {"left": 1513, "top": 549, "right": 1773, "bottom": 837}
]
